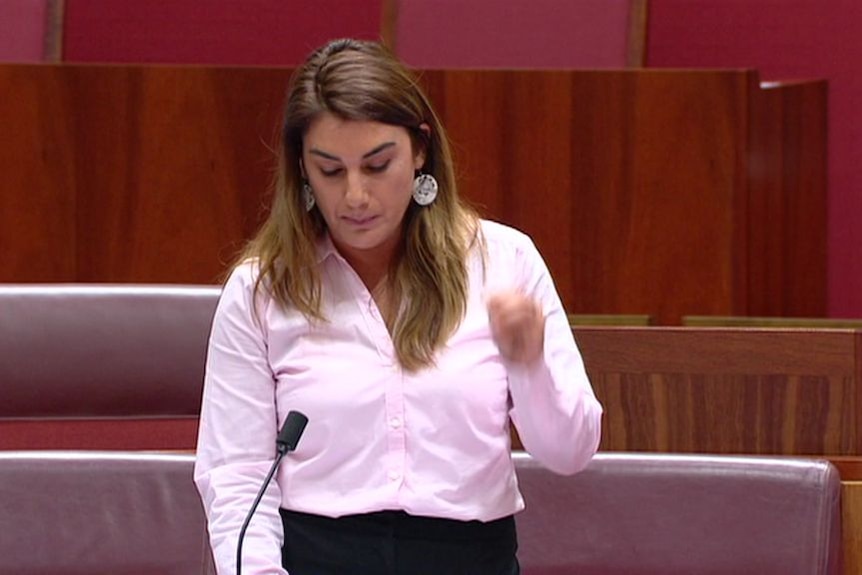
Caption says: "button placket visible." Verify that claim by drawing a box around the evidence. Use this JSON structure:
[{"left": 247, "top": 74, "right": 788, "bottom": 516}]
[{"left": 384, "top": 369, "right": 406, "bottom": 489}]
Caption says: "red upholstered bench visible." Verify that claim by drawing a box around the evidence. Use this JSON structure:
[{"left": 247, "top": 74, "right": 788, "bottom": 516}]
[
  {"left": 515, "top": 452, "right": 842, "bottom": 575},
  {"left": 0, "top": 450, "right": 840, "bottom": 573},
  {"left": 0, "top": 284, "right": 221, "bottom": 450},
  {"left": 392, "top": 0, "right": 648, "bottom": 68},
  {"left": 0, "top": 451, "right": 213, "bottom": 574},
  {"left": 62, "top": 0, "right": 385, "bottom": 66}
]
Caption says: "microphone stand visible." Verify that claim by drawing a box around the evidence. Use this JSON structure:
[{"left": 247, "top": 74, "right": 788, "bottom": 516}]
[{"left": 236, "top": 410, "right": 308, "bottom": 575}]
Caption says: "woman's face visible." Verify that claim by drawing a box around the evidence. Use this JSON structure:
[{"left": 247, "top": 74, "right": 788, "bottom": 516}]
[{"left": 302, "top": 112, "right": 426, "bottom": 268}]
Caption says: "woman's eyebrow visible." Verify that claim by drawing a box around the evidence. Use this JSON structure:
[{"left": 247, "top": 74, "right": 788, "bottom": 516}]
[
  {"left": 308, "top": 141, "right": 396, "bottom": 162},
  {"left": 362, "top": 142, "right": 396, "bottom": 159}
]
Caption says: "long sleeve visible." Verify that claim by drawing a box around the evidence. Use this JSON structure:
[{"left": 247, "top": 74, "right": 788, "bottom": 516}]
[
  {"left": 194, "top": 264, "right": 288, "bottom": 575},
  {"left": 501, "top": 233, "right": 603, "bottom": 475},
  {"left": 194, "top": 224, "right": 601, "bottom": 548}
]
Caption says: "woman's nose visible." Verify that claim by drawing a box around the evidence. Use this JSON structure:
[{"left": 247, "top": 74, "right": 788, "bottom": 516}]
[{"left": 344, "top": 171, "right": 368, "bottom": 208}]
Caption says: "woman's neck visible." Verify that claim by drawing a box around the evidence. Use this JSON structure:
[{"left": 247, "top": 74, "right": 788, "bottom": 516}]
[
  {"left": 332, "top": 247, "right": 394, "bottom": 325},
  {"left": 343, "top": 251, "right": 391, "bottom": 293},
  {"left": 332, "top": 230, "right": 401, "bottom": 293}
]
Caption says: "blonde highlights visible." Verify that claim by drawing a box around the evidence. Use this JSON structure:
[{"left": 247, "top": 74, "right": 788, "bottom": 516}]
[{"left": 238, "top": 39, "right": 481, "bottom": 371}]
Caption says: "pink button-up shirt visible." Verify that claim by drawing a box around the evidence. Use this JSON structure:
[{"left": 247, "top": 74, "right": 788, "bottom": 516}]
[{"left": 194, "top": 220, "right": 603, "bottom": 574}]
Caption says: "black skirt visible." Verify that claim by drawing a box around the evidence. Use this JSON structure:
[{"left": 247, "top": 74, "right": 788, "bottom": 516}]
[{"left": 280, "top": 508, "right": 519, "bottom": 575}]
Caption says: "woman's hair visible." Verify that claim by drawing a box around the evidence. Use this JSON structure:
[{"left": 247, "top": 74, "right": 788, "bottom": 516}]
[{"left": 238, "top": 38, "right": 481, "bottom": 371}]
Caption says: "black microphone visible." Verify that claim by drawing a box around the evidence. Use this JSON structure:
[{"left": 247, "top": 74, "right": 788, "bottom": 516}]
[{"left": 236, "top": 410, "right": 308, "bottom": 575}]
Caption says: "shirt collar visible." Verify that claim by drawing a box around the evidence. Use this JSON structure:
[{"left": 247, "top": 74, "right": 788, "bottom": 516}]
[{"left": 315, "top": 232, "right": 340, "bottom": 264}]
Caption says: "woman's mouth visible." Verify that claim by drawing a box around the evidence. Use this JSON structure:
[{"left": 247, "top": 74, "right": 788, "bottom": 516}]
[{"left": 344, "top": 215, "right": 378, "bottom": 226}]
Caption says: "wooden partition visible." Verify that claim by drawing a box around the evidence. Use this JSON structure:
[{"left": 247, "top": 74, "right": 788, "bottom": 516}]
[
  {"left": 749, "top": 80, "right": 828, "bottom": 317},
  {"left": 0, "top": 65, "right": 826, "bottom": 323},
  {"left": 420, "top": 71, "right": 827, "bottom": 324},
  {"left": 0, "top": 65, "right": 293, "bottom": 284},
  {"left": 683, "top": 315, "right": 862, "bottom": 328},
  {"left": 573, "top": 326, "right": 861, "bottom": 457},
  {"left": 573, "top": 325, "right": 862, "bottom": 573},
  {"left": 646, "top": 0, "right": 862, "bottom": 324}
]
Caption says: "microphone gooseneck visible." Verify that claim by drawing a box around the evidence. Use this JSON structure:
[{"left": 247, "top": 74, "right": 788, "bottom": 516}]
[{"left": 236, "top": 410, "right": 309, "bottom": 575}]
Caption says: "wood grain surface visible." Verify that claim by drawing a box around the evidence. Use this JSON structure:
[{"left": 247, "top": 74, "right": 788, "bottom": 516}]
[{"left": 0, "top": 65, "right": 827, "bottom": 323}]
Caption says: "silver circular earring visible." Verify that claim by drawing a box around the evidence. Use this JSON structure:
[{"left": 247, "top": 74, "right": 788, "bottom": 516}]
[
  {"left": 302, "top": 182, "right": 315, "bottom": 212},
  {"left": 412, "top": 173, "right": 438, "bottom": 206}
]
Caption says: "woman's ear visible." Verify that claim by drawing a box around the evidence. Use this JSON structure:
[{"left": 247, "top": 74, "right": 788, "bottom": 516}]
[
  {"left": 414, "top": 123, "right": 431, "bottom": 170},
  {"left": 299, "top": 159, "right": 308, "bottom": 180}
]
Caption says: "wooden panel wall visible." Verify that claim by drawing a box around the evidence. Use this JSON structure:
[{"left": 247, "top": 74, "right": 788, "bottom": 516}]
[
  {"left": 844, "top": 482, "right": 862, "bottom": 574},
  {"left": 419, "top": 71, "right": 826, "bottom": 323},
  {"left": 574, "top": 326, "right": 862, "bottom": 456},
  {"left": 0, "top": 65, "right": 76, "bottom": 279},
  {"left": 0, "top": 65, "right": 826, "bottom": 324},
  {"left": 0, "top": 65, "right": 292, "bottom": 284},
  {"left": 749, "top": 80, "right": 828, "bottom": 317}
]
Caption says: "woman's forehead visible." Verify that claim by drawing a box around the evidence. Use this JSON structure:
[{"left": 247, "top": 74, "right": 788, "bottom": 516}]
[{"left": 303, "top": 113, "right": 411, "bottom": 159}]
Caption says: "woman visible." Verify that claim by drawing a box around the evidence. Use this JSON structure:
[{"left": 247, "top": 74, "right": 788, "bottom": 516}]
[{"left": 194, "top": 38, "right": 602, "bottom": 575}]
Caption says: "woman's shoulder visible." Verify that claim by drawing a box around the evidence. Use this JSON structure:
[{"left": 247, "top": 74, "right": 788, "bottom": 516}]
[
  {"left": 478, "top": 219, "right": 536, "bottom": 251},
  {"left": 219, "top": 258, "right": 273, "bottom": 305},
  {"left": 214, "top": 258, "right": 282, "bottom": 323},
  {"left": 224, "top": 258, "right": 262, "bottom": 288}
]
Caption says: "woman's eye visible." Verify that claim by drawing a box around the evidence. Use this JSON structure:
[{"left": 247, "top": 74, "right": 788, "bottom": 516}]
[
  {"left": 320, "top": 167, "right": 343, "bottom": 177},
  {"left": 366, "top": 160, "right": 391, "bottom": 173}
]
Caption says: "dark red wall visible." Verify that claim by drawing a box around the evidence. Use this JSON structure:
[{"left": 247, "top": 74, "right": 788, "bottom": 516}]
[
  {"left": 647, "top": 0, "right": 862, "bottom": 318},
  {"left": 63, "top": 0, "right": 384, "bottom": 66}
]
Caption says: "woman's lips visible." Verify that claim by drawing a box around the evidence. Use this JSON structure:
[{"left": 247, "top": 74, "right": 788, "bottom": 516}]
[{"left": 344, "top": 215, "right": 378, "bottom": 226}]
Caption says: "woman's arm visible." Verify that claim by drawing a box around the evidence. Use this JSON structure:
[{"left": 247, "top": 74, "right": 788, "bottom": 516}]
[
  {"left": 194, "top": 264, "right": 288, "bottom": 574},
  {"left": 489, "top": 234, "right": 603, "bottom": 475}
]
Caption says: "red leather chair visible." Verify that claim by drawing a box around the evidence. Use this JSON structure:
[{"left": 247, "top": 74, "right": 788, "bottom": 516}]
[
  {"left": 0, "top": 451, "right": 213, "bottom": 574},
  {"left": 515, "top": 452, "right": 842, "bottom": 574},
  {"left": 391, "top": 0, "right": 648, "bottom": 69},
  {"left": 0, "top": 284, "right": 221, "bottom": 450},
  {"left": 62, "top": 0, "right": 385, "bottom": 66},
  {"left": 0, "top": 0, "right": 63, "bottom": 62}
]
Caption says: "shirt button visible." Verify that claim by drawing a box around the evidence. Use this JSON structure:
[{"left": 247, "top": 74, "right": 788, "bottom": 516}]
[
  {"left": 389, "top": 417, "right": 402, "bottom": 429},
  {"left": 388, "top": 470, "right": 401, "bottom": 481}
]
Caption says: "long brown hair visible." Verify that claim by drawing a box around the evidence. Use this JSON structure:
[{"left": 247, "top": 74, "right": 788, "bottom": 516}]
[{"left": 239, "top": 38, "right": 481, "bottom": 371}]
